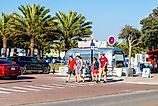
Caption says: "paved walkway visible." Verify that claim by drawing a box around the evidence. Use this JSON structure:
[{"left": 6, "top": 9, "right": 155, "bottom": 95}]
[
  {"left": 52, "top": 72, "right": 158, "bottom": 85},
  {"left": 124, "top": 74, "right": 158, "bottom": 85}
]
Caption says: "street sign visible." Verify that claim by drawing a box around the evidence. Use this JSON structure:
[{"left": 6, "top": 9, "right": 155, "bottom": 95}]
[
  {"left": 108, "top": 35, "right": 116, "bottom": 46},
  {"left": 142, "top": 68, "right": 151, "bottom": 78},
  {"left": 90, "top": 40, "right": 95, "bottom": 50}
]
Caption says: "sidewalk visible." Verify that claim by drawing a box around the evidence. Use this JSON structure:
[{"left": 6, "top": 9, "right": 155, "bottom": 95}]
[
  {"left": 51, "top": 72, "right": 158, "bottom": 85},
  {"left": 124, "top": 74, "right": 158, "bottom": 85}
]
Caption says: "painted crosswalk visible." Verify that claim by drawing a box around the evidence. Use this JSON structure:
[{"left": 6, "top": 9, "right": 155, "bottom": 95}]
[{"left": 0, "top": 82, "right": 95, "bottom": 95}]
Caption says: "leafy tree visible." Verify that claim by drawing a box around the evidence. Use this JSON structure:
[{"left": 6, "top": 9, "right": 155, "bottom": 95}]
[
  {"left": 116, "top": 42, "right": 146, "bottom": 57},
  {"left": 54, "top": 11, "right": 92, "bottom": 51},
  {"left": 140, "top": 7, "right": 158, "bottom": 50},
  {"left": 119, "top": 25, "right": 142, "bottom": 68}
]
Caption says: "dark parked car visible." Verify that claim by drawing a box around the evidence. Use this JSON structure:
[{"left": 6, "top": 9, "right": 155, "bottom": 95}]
[
  {"left": 42, "top": 57, "right": 65, "bottom": 64},
  {"left": 8, "top": 56, "right": 50, "bottom": 74}
]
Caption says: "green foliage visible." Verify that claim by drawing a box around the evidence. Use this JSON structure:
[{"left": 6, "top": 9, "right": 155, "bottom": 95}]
[
  {"left": 54, "top": 11, "right": 92, "bottom": 50},
  {"left": 11, "top": 4, "right": 55, "bottom": 56},
  {"left": 0, "top": 13, "right": 14, "bottom": 57},
  {"left": 119, "top": 25, "right": 142, "bottom": 68},
  {"left": 0, "top": 5, "right": 93, "bottom": 57},
  {"left": 140, "top": 7, "right": 158, "bottom": 50}
]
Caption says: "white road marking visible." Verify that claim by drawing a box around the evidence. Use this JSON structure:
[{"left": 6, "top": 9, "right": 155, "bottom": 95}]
[
  {"left": 50, "top": 83, "right": 74, "bottom": 88},
  {"left": 12, "top": 86, "right": 40, "bottom": 91},
  {"left": 40, "top": 85, "right": 65, "bottom": 89},
  {"left": 0, "top": 91, "right": 11, "bottom": 94},
  {"left": 27, "top": 85, "right": 52, "bottom": 90},
  {"left": 0, "top": 87, "right": 27, "bottom": 92}
]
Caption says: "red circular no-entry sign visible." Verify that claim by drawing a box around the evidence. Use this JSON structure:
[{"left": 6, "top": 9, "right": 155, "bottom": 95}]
[{"left": 108, "top": 35, "right": 116, "bottom": 46}]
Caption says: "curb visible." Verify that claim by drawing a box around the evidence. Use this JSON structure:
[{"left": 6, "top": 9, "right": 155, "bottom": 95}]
[{"left": 124, "top": 81, "right": 158, "bottom": 85}]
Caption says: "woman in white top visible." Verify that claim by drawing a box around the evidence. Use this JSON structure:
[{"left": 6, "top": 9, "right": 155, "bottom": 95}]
[{"left": 75, "top": 55, "right": 84, "bottom": 82}]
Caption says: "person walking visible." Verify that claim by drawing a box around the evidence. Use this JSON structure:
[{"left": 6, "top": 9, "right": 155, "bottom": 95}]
[
  {"left": 98, "top": 53, "right": 108, "bottom": 83},
  {"left": 91, "top": 57, "right": 99, "bottom": 83},
  {"left": 65, "top": 56, "right": 77, "bottom": 83},
  {"left": 75, "top": 55, "right": 84, "bottom": 83}
]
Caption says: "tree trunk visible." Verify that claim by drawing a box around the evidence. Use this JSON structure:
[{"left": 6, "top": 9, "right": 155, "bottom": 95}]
[
  {"left": 2, "top": 37, "right": 7, "bottom": 57},
  {"left": 37, "top": 47, "right": 41, "bottom": 61},
  {"left": 58, "top": 49, "right": 61, "bottom": 58},
  {"left": 13, "top": 46, "right": 17, "bottom": 56},
  {"left": 0, "top": 47, "right": 2, "bottom": 57},
  {"left": 65, "top": 40, "right": 70, "bottom": 52},
  {"left": 42, "top": 50, "right": 44, "bottom": 58},
  {"left": 30, "top": 36, "right": 35, "bottom": 57},
  {"left": 8, "top": 47, "right": 11, "bottom": 57},
  {"left": 128, "top": 44, "right": 132, "bottom": 68},
  {"left": 25, "top": 48, "right": 28, "bottom": 56}
]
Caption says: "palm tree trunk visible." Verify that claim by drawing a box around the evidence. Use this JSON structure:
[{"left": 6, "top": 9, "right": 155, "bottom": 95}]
[
  {"left": 8, "top": 47, "right": 11, "bottom": 57},
  {"left": 37, "top": 47, "right": 41, "bottom": 60},
  {"left": 42, "top": 50, "right": 44, "bottom": 58},
  {"left": 0, "top": 47, "right": 2, "bottom": 57},
  {"left": 58, "top": 49, "right": 60, "bottom": 58},
  {"left": 2, "top": 37, "right": 7, "bottom": 57},
  {"left": 30, "top": 36, "right": 35, "bottom": 56},
  {"left": 25, "top": 48, "right": 28, "bottom": 56},
  {"left": 13, "top": 46, "right": 17, "bottom": 56},
  {"left": 65, "top": 39, "right": 70, "bottom": 52}
]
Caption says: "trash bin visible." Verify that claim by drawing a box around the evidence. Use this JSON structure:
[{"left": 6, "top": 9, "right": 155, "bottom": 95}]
[{"left": 127, "top": 68, "right": 134, "bottom": 77}]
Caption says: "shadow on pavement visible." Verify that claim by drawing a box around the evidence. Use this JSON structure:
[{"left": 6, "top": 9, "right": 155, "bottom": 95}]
[
  {"left": 0, "top": 76, "right": 35, "bottom": 84},
  {"left": 17, "top": 76, "right": 36, "bottom": 80},
  {"left": 107, "top": 78, "right": 124, "bottom": 83}
]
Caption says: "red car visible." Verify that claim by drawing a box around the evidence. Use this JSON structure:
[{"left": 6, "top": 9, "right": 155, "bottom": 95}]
[{"left": 0, "top": 59, "right": 21, "bottom": 79}]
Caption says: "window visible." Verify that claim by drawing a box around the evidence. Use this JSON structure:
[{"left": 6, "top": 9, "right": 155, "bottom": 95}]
[{"left": 0, "top": 60, "right": 12, "bottom": 64}]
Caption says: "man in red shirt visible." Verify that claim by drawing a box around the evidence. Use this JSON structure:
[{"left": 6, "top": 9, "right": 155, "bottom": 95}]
[
  {"left": 98, "top": 53, "right": 108, "bottom": 83},
  {"left": 65, "top": 56, "right": 77, "bottom": 83}
]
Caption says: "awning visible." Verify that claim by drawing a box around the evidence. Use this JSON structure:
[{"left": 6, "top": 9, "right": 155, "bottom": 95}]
[{"left": 148, "top": 49, "right": 158, "bottom": 55}]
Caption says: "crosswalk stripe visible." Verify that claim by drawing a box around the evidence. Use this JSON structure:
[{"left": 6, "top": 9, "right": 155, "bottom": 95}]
[
  {"left": 12, "top": 87, "right": 40, "bottom": 91},
  {"left": 27, "top": 85, "right": 52, "bottom": 90},
  {"left": 0, "top": 87, "right": 27, "bottom": 92},
  {"left": 39, "top": 85, "right": 65, "bottom": 89},
  {"left": 50, "top": 83, "right": 75, "bottom": 88},
  {"left": 0, "top": 82, "right": 96, "bottom": 95},
  {"left": 0, "top": 91, "right": 11, "bottom": 94}
]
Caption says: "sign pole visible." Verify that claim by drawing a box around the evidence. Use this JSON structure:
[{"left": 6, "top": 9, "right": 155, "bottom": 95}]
[{"left": 90, "top": 40, "right": 95, "bottom": 67}]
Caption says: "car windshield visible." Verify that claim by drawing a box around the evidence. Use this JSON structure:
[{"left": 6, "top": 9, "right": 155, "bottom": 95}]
[
  {"left": 31, "top": 58, "right": 38, "bottom": 62},
  {"left": 0, "top": 60, "right": 12, "bottom": 64}
]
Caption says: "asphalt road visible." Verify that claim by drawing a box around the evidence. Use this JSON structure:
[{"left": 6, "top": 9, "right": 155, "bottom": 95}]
[{"left": 26, "top": 89, "right": 158, "bottom": 106}]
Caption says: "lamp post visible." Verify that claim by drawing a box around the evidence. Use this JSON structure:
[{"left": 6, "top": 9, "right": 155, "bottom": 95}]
[{"left": 90, "top": 40, "right": 95, "bottom": 66}]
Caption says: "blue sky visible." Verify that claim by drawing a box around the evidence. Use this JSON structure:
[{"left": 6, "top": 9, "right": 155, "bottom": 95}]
[{"left": 0, "top": 0, "right": 157, "bottom": 41}]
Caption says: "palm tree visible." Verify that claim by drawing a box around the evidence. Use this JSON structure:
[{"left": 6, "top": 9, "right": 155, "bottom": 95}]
[
  {"left": 54, "top": 11, "right": 92, "bottom": 51},
  {"left": 0, "top": 13, "right": 13, "bottom": 57},
  {"left": 35, "top": 34, "right": 51, "bottom": 60},
  {"left": 12, "top": 4, "right": 55, "bottom": 56},
  {"left": 51, "top": 40, "right": 65, "bottom": 58}
]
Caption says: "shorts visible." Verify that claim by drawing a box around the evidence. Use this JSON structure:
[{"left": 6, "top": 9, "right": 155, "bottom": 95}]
[
  {"left": 75, "top": 69, "right": 82, "bottom": 74},
  {"left": 67, "top": 69, "right": 76, "bottom": 75},
  {"left": 99, "top": 68, "right": 107, "bottom": 75},
  {"left": 92, "top": 69, "right": 99, "bottom": 74}
]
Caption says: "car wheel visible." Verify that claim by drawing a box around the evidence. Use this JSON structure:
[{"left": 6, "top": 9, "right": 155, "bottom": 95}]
[
  {"left": 21, "top": 65, "right": 27, "bottom": 74},
  {"left": 43, "top": 67, "right": 50, "bottom": 74},
  {"left": 10, "top": 76, "right": 18, "bottom": 80}
]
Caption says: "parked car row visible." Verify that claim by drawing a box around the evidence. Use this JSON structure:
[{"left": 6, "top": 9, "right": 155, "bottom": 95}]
[{"left": 0, "top": 56, "right": 51, "bottom": 79}]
